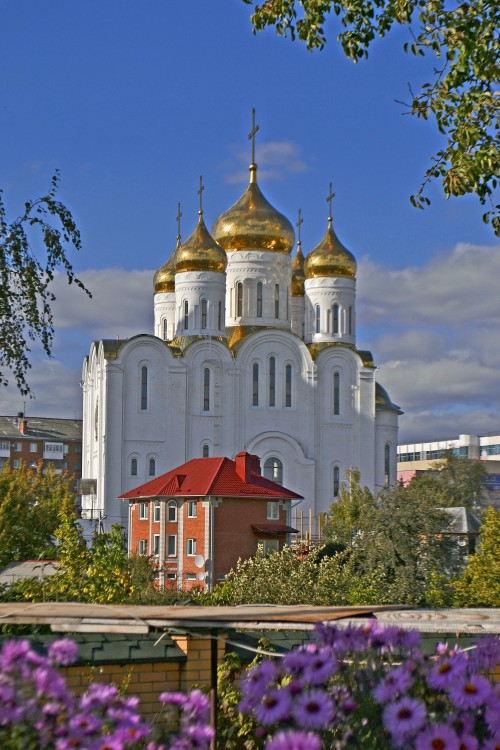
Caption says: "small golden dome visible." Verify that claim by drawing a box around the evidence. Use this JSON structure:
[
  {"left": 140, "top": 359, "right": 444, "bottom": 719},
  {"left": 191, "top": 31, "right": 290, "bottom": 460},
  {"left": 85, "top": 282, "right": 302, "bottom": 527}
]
[
  {"left": 291, "top": 246, "right": 305, "bottom": 297},
  {"left": 175, "top": 214, "right": 227, "bottom": 274},
  {"left": 211, "top": 164, "right": 295, "bottom": 254},
  {"left": 375, "top": 383, "right": 403, "bottom": 414},
  {"left": 153, "top": 243, "right": 178, "bottom": 294},
  {"left": 304, "top": 218, "right": 357, "bottom": 279}
]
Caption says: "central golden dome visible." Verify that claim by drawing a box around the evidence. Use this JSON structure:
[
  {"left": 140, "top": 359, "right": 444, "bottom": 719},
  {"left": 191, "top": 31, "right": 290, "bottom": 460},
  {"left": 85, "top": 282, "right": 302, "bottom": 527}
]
[
  {"left": 291, "top": 245, "right": 305, "bottom": 297},
  {"left": 153, "top": 241, "right": 178, "bottom": 294},
  {"left": 304, "top": 219, "right": 357, "bottom": 279},
  {"left": 211, "top": 164, "right": 295, "bottom": 254},
  {"left": 175, "top": 214, "right": 227, "bottom": 274}
]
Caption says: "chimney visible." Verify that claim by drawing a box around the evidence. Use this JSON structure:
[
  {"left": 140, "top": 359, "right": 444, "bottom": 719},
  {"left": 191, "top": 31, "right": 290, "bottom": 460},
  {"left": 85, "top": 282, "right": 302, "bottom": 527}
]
[
  {"left": 250, "top": 454, "right": 261, "bottom": 476},
  {"left": 17, "top": 412, "right": 27, "bottom": 434},
  {"left": 235, "top": 452, "right": 252, "bottom": 483}
]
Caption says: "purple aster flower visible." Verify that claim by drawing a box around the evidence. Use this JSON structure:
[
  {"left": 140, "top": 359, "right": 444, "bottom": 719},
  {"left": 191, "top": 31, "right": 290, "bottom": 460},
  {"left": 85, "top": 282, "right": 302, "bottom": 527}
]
[
  {"left": 373, "top": 664, "right": 413, "bottom": 704},
  {"left": 183, "top": 689, "right": 211, "bottom": 722},
  {"left": 283, "top": 649, "right": 310, "bottom": 681},
  {"left": 241, "top": 660, "right": 279, "bottom": 704},
  {"left": 264, "top": 730, "right": 322, "bottom": 750},
  {"left": 159, "top": 691, "right": 186, "bottom": 706},
  {"left": 68, "top": 712, "right": 103, "bottom": 735},
  {"left": 254, "top": 688, "right": 292, "bottom": 725},
  {"left": 456, "top": 734, "right": 478, "bottom": 750},
  {"left": 468, "top": 636, "right": 500, "bottom": 672},
  {"left": 383, "top": 697, "right": 427, "bottom": 745},
  {"left": 415, "top": 723, "right": 460, "bottom": 750},
  {"left": 449, "top": 676, "right": 493, "bottom": 709},
  {"left": 293, "top": 688, "right": 334, "bottom": 729},
  {"left": 396, "top": 629, "right": 422, "bottom": 652},
  {"left": 48, "top": 639, "right": 79, "bottom": 667},
  {"left": 427, "top": 653, "right": 468, "bottom": 690},
  {"left": 485, "top": 694, "right": 500, "bottom": 734},
  {"left": 301, "top": 645, "right": 338, "bottom": 685},
  {"left": 480, "top": 740, "right": 500, "bottom": 750}
]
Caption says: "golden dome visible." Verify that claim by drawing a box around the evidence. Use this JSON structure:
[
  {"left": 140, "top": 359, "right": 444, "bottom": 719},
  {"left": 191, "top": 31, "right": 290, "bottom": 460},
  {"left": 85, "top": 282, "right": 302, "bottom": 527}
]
[
  {"left": 375, "top": 383, "right": 403, "bottom": 414},
  {"left": 291, "top": 245, "right": 305, "bottom": 297},
  {"left": 175, "top": 213, "right": 227, "bottom": 274},
  {"left": 153, "top": 242, "right": 178, "bottom": 294},
  {"left": 304, "top": 219, "right": 357, "bottom": 279},
  {"left": 211, "top": 164, "right": 295, "bottom": 254}
]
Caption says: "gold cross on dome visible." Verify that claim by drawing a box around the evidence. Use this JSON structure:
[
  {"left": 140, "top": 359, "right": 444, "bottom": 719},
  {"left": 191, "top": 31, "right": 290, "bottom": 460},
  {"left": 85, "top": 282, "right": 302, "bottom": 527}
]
[
  {"left": 176, "top": 202, "right": 182, "bottom": 241},
  {"left": 296, "top": 208, "right": 303, "bottom": 245},
  {"left": 326, "top": 182, "right": 335, "bottom": 218},
  {"left": 248, "top": 108, "right": 259, "bottom": 164},
  {"left": 198, "top": 176, "right": 204, "bottom": 215}
]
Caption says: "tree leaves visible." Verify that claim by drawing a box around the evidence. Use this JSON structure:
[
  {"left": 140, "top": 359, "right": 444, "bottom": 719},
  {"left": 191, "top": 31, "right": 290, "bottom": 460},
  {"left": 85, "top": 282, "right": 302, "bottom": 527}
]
[
  {"left": 245, "top": 0, "right": 500, "bottom": 234},
  {"left": 0, "top": 171, "right": 91, "bottom": 395}
]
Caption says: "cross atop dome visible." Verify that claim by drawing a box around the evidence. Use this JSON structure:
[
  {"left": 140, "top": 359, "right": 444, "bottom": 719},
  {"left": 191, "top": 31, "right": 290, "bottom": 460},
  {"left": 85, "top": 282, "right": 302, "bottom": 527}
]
[{"left": 248, "top": 108, "right": 259, "bottom": 165}]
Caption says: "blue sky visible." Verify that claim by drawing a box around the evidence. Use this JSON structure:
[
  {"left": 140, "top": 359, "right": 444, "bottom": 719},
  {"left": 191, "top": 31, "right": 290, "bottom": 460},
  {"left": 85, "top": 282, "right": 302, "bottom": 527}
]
[{"left": 1, "top": 0, "right": 499, "bottom": 443}]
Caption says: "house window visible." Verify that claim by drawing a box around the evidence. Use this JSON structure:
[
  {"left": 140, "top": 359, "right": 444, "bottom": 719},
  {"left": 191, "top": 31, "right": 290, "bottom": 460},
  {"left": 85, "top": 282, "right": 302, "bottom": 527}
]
[
  {"left": 274, "top": 284, "right": 279, "bottom": 318},
  {"left": 333, "top": 371, "right": 340, "bottom": 416},
  {"left": 285, "top": 364, "right": 292, "bottom": 407},
  {"left": 236, "top": 283, "right": 243, "bottom": 317},
  {"left": 202, "top": 444, "right": 209, "bottom": 458},
  {"left": 348, "top": 305, "right": 353, "bottom": 335},
  {"left": 167, "top": 572, "right": 177, "bottom": 581},
  {"left": 184, "top": 300, "right": 189, "bottom": 330},
  {"left": 267, "top": 501, "right": 279, "bottom": 520},
  {"left": 186, "top": 572, "right": 196, "bottom": 581},
  {"left": 252, "top": 363, "right": 259, "bottom": 406},
  {"left": 384, "top": 444, "right": 390, "bottom": 487},
  {"left": 201, "top": 299, "right": 207, "bottom": 329},
  {"left": 13, "top": 442, "right": 22, "bottom": 452},
  {"left": 203, "top": 368, "right": 210, "bottom": 412},
  {"left": 167, "top": 535, "right": 177, "bottom": 556},
  {"left": 333, "top": 466, "right": 340, "bottom": 497},
  {"left": 30, "top": 443, "right": 38, "bottom": 452},
  {"left": 187, "top": 500, "right": 197, "bottom": 518},
  {"left": 269, "top": 357, "right": 275, "bottom": 407},
  {"left": 264, "top": 457, "right": 283, "bottom": 485},
  {"left": 186, "top": 538, "right": 197, "bottom": 556},
  {"left": 153, "top": 501, "right": 161, "bottom": 522},
  {"left": 167, "top": 500, "right": 177, "bottom": 522},
  {"left": 149, "top": 458, "right": 156, "bottom": 476},
  {"left": 315, "top": 305, "right": 321, "bottom": 333},
  {"left": 13, "top": 459, "right": 20, "bottom": 469},
  {"left": 256, "top": 282, "right": 263, "bottom": 317},
  {"left": 131, "top": 458, "right": 138, "bottom": 476},
  {"left": 138, "top": 539, "right": 148, "bottom": 556},
  {"left": 259, "top": 539, "right": 279, "bottom": 554},
  {"left": 333, "top": 304, "right": 339, "bottom": 334},
  {"left": 153, "top": 534, "right": 160, "bottom": 556},
  {"left": 139, "top": 502, "right": 148, "bottom": 520},
  {"left": 141, "top": 366, "right": 148, "bottom": 410}
]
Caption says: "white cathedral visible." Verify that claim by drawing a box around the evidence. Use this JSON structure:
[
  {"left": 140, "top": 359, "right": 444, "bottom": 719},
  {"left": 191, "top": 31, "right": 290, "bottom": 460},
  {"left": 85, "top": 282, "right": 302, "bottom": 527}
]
[{"left": 81, "top": 129, "right": 402, "bottom": 533}]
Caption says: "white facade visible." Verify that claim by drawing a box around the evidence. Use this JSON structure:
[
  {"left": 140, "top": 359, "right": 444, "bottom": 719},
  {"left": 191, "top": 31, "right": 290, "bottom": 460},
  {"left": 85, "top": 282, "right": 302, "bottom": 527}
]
[{"left": 81, "top": 164, "right": 401, "bottom": 534}]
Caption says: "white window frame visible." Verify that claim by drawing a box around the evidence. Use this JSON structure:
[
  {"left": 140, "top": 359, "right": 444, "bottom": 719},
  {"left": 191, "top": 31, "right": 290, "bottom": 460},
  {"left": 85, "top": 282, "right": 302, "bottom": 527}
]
[
  {"left": 138, "top": 539, "right": 148, "bottom": 556},
  {"left": 186, "top": 538, "right": 197, "bottom": 556},
  {"left": 167, "top": 534, "right": 177, "bottom": 557},
  {"left": 187, "top": 500, "right": 198, "bottom": 518},
  {"left": 30, "top": 443, "right": 38, "bottom": 453},
  {"left": 267, "top": 501, "right": 280, "bottom": 520},
  {"left": 153, "top": 534, "right": 160, "bottom": 556},
  {"left": 259, "top": 539, "right": 279, "bottom": 555},
  {"left": 153, "top": 501, "right": 161, "bottom": 523},
  {"left": 138, "top": 502, "right": 149, "bottom": 520},
  {"left": 167, "top": 500, "right": 177, "bottom": 522}
]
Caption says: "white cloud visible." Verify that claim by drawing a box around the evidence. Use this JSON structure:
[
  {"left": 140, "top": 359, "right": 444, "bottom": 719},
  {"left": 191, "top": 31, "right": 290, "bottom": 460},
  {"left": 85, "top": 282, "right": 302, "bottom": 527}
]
[
  {"left": 225, "top": 140, "right": 308, "bottom": 184},
  {"left": 0, "top": 359, "right": 83, "bottom": 419}
]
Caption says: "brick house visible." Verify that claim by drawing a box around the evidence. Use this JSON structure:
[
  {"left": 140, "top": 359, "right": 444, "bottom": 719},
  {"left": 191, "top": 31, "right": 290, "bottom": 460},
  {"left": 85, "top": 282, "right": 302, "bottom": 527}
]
[{"left": 119, "top": 451, "right": 302, "bottom": 591}]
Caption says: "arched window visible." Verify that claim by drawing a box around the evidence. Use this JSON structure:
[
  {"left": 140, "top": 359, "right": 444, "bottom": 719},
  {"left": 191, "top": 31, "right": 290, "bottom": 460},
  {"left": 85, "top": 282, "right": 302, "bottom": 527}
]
[
  {"left": 315, "top": 305, "right": 321, "bottom": 333},
  {"left": 253, "top": 363, "right": 259, "bottom": 406},
  {"left": 269, "top": 356, "right": 276, "bottom": 407},
  {"left": 384, "top": 444, "right": 390, "bottom": 486},
  {"left": 167, "top": 500, "right": 177, "bottom": 522},
  {"left": 274, "top": 284, "right": 279, "bottom": 318},
  {"left": 333, "top": 371, "right": 340, "bottom": 416},
  {"left": 149, "top": 458, "right": 156, "bottom": 476},
  {"left": 184, "top": 300, "right": 189, "bottom": 330},
  {"left": 333, "top": 304, "right": 339, "bottom": 334},
  {"left": 264, "top": 457, "right": 283, "bottom": 485},
  {"left": 141, "top": 366, "right": 148, "bottom": 410},
  {"left": 202, "top": 444, "right": 209, "bottom": 458},
  {"left": 203, "top": 368, "right": 210, "bottom": 412},
  {"left": 333, "top": 466, "right": 340, "bottom": 497},
  {"left": 286, "top": 287, "right": 289, "bottom": 320},
  {"left": 256, "top": 282, "right": 263, "bottom": 317},
  {"left": 131, "top": 458, "right": 137, "bottom": 476},
  {"left": 236, "top": 283, "right": 243, "bottom": 317},
  {"left": 163, "top": 319, "right": 168, "bottom": 340},
  {"left": 348, "top": 306, "right": 353, "bottom": 335},
  {"left": 201, "top": 299, "right": 207, "bottom": 329},
  {"left": 285, "top": 364, "right": 292, "bottom": 407},
  {"left": 218, "top": 300, "right": 222, "bottom": 330}
]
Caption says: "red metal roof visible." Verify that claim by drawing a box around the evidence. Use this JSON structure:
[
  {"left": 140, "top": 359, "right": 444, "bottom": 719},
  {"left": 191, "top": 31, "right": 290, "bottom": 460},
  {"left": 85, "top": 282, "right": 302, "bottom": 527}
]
[{"left": 119, "top": 454, "right": 303, "bottom": 501}]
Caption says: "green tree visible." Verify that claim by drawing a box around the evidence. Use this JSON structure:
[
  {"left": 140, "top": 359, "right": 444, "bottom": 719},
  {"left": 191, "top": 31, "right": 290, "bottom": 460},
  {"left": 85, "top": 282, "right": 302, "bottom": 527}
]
[
  {"left": 0, "top": 462, "right": 73, "bottom": 568},
  {"left": 321, "top": 468, "right": 374, "bottom": 548},
  {"left": 0, "top": 171, "right": 90, "bottom": 395},
  {"left": 244, "top": 0, "right": 500, "bottom": 234},
  {"left": 410, "top": 450, "right": 486, "bottom": 512},
  {"left": 453, "top": 506, "right": 500, "bottom": 606}
]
